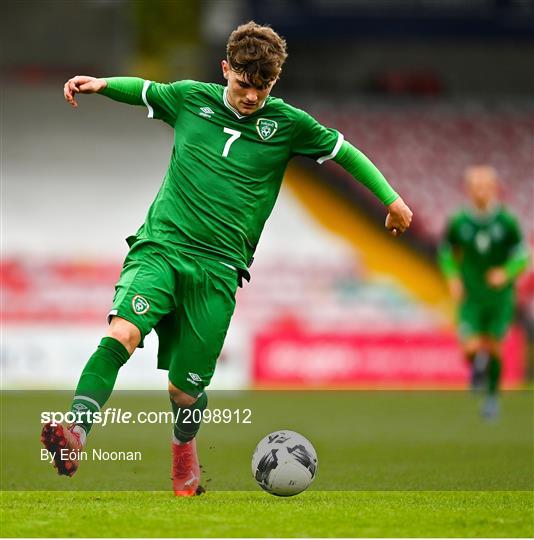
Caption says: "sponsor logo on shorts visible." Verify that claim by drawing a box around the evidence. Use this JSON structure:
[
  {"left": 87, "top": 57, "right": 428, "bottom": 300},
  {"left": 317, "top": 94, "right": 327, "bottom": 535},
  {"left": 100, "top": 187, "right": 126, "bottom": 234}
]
[
  {"left": 187, "top": 372, "right": 202, "bottom": 386},
  {"left": 132, "top": 295, "right": 150, "bottom": 315}
]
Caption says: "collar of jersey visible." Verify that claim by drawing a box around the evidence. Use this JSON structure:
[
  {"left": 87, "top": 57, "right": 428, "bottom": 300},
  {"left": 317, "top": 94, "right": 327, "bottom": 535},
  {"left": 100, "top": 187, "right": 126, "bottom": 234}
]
[
  {"left": 223, "top": 86, "right": 267, "bottom": 119},
  {"left": 466, "top": 204, "right": 500, "bottom": 223}
]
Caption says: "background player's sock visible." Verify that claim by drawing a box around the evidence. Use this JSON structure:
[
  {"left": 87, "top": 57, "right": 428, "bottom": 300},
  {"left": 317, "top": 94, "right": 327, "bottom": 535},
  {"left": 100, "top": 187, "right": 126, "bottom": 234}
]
[
  {"left": 70, "top": 337, "right": 130, "bottom": 435},
  {"left": 469, "top": 350, "right": 488, "bottom": 391},
  {"left": 487, "top": 354, "right": 502, "bottom": 396},
  {"left": 481, "top": 354, "right": 502, "bottom": 419},
  {"left": 171, "top": 392, "right": 208, "bottom": 443}
]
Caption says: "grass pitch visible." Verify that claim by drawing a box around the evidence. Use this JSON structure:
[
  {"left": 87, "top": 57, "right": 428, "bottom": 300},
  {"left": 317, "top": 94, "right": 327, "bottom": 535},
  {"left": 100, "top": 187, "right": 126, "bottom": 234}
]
[
  {"left": 1, "top": 390, "right": 532, "bottom": 536},
  {"left": 1, "top": 490, "right": 532, "bottom": 537}
]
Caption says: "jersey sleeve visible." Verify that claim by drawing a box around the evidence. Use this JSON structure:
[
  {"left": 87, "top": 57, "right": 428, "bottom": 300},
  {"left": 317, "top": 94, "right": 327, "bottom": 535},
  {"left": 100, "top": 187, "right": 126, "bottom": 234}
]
[
  {"left": 333, "top": 141, "right": 398, "bottom": 205},
  {"left": 444, "top": 212, "right": 465, "bottom": 247},
  {"left": 504, "top": 212, "right": 522, "bottom": 246},
  {"left": 143, "top": 80, "right": 196, "bottom": 126},
  {"left": 438, "top": 215, "right": 461, "bottom": 277},
  {"left": 291, "top": 109, "right": 344, "bottom": 163},
  {"left": 503, "top": 212, "right": 530, "bottom": 279}
]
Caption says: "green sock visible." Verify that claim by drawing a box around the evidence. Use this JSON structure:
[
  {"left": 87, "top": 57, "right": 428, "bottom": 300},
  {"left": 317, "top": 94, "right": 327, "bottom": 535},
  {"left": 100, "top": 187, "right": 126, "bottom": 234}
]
[
  {"left": 488, "top": 354, "right": 502, "bottom": 395},
  {"left": 171, "top": 392, "right": 208, "bottom": 443},
  {"left": 70, "top": 337, "right": 130, "bottom": 434}
]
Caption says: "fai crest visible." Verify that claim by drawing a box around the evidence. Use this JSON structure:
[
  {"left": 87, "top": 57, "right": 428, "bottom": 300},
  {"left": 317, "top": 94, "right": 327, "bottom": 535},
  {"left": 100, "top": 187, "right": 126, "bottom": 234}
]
[
  {"left": 132, "top": 295, "right": 150, "bottom": 315},
  {"left": 256, "top": 118, "right": 278, "bottom": 140}
]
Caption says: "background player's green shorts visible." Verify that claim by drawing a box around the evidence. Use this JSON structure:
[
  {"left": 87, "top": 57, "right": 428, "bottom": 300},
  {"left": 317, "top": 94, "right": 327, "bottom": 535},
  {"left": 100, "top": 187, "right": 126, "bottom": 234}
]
[
  {"left": 108, "top": 239, "right": 238, "bottom": 397},
  {"left": 458, "top": 293, "right": 515, "bottom": 340}
]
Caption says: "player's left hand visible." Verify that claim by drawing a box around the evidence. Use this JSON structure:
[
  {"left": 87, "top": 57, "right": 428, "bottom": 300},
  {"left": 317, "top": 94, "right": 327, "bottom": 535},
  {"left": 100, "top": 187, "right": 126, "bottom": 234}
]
[
  {"left": 385, "top": 197, "right": 413, "bottom": 237},
  {"left": 486, "top": 267, "right": 508, "bottom": 288}
]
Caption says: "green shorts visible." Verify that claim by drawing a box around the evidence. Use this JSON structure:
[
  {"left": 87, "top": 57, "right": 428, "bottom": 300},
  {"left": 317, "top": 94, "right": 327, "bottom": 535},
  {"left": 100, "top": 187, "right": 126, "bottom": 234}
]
[
  {"left": 109, "top": 240, "right": 238, "bottom": 397},
  {"left": 458, "top": 293, "right": 515, "bottom": 340}
]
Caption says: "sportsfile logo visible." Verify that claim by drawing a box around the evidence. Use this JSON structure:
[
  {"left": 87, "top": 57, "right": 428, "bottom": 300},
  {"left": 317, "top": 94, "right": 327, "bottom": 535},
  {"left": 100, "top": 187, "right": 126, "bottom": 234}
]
[
  {"left": 199, "top": 107, "right": 214, "bottom": 118},
  {"left": 40, "top": 407, "right": 253, "bottom": 426}
]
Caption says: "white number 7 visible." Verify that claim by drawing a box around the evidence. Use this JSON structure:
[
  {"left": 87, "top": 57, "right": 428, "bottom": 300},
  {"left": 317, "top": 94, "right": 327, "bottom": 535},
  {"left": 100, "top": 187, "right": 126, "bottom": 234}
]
[{"left": 222, "top": 127, "right": 241, "bottom": 157}]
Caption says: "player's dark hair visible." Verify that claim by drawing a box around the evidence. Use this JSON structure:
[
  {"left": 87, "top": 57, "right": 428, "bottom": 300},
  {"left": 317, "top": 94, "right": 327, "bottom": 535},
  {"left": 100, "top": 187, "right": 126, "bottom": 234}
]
[{"left": 226, "top": 21, "right": 288, "bottom": 88}]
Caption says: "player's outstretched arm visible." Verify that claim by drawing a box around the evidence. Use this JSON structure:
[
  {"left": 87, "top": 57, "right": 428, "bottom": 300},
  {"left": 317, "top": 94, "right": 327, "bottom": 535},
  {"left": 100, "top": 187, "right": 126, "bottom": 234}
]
[
  {"left": 438, "top": 242, "right": 464, "bottom": 301},
  {"left": 333, "top": 141, "right": 412, "bottom": 236},
  {"left": 63, "top": 76, "right": 145, "bottom": 108},
  {"left": 64, "top": 76, "right": 107, "bottom": 108},
  {"left": 385, "top": 197, "right": 413, "bottom": 237},
  {"left": 487, "top": 244, "right": 530, "bottom": 288}
]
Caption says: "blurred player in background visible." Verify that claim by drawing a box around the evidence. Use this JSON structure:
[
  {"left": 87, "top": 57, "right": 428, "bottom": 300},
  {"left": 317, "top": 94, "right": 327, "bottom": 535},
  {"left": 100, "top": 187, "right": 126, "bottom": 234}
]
[
  {"left": 41, "top": 21, "right": 413, "bottom": 495},
  {"left": 439, "top": 165, "right": 528, "bottom": 418}
]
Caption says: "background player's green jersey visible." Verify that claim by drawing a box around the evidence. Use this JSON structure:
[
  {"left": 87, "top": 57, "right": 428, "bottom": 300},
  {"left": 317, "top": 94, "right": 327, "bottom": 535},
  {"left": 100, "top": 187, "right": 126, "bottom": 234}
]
[
  {"left": 439, "top": 206, "right": 528, "bottom": 300},
  {"left": 107, "top": 79, "right": 345, "bottom": 271}
]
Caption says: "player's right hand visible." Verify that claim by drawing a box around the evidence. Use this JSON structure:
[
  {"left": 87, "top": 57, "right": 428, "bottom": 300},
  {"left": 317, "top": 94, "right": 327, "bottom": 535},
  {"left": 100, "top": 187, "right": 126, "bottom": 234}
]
[{"left": 63, "top": 76, "right": 107, "bottom": 108}]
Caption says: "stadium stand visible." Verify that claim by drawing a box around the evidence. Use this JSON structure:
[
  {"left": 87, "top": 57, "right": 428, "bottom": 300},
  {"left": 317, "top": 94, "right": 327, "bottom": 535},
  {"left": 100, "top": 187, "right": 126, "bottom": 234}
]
[
  {"left": 3, "top": 88, "right": 531, "bottom": 342},
  {"left": 309, "top": 102, "right": 533, "bottom": 243},
  {"left": 1, "top": 199, "right": 440, "bottom": 332}
]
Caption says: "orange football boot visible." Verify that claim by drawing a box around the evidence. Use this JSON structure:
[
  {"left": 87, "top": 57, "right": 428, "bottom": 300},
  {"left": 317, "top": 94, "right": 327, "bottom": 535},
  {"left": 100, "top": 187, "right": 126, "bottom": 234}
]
[
  {"left": 41, "top": 422, "right": 84, "bottom": 477},
  {"left": 172, "top": 438, "right": 200, "bottom": 496}
]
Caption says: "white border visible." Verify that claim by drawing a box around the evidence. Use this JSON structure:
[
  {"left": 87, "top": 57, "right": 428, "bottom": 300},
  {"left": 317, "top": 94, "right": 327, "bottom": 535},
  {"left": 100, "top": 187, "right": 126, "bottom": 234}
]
[
  {"left": 317, "top": 132, "right": 344, "bottom": 164},
  {"left": 142, "top": 80, "right": 154, "bottom": 119}
]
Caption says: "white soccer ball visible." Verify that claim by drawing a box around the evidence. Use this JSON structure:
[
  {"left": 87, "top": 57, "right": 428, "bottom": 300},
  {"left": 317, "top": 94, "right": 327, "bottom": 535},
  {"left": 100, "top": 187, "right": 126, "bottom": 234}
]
[{"left": 252, "top": 430, "right": 318, "bottom": 496}]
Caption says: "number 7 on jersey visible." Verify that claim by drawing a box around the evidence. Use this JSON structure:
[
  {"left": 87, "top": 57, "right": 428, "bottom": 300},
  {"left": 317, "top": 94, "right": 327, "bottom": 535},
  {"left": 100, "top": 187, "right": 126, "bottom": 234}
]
[{"left": 222, "top": 127, "right": 241, "bottom": 157}]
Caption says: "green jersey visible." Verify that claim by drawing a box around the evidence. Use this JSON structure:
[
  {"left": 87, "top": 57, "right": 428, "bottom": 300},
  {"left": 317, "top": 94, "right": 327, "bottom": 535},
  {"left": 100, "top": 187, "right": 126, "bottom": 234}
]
[
  {"left": 440, "top": 206, "right": 526, "bottom": 300},
  {"left": 128, "top": 80, "right": 343, "bottom": 271}
]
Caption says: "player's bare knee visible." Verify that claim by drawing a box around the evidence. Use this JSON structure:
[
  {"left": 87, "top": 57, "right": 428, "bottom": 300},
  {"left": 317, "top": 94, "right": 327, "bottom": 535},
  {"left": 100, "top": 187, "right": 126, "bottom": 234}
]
[
  {"left": 487, "top": 339, "right": 502, "bottom": 357},
  {"left": 168, "top": 381, "right": 197, "bottom": 407},
  {"left": 463, "top": 337, "right": 482, "bottom": 357},
  {"left": 107, "top": 317, "right": 141, "bottom": 354}
]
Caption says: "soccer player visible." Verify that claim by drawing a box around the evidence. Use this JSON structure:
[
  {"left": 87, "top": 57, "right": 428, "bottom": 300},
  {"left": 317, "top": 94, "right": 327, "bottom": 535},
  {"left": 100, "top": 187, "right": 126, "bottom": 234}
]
[
  {"left": 438, "top": 165, "right": 529, "bottom": 418},
  {"left": 41, "top": 21, "right": 413, "bottom": 495}
]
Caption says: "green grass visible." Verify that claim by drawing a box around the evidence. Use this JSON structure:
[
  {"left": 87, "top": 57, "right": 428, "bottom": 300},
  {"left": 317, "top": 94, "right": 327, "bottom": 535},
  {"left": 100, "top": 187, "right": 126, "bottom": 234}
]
[
  {"left": 1, "top": 390, "right": 533, "bottom": 536},
  {"left": 1, "top": 490, "right": 532, "bottom": 537}
]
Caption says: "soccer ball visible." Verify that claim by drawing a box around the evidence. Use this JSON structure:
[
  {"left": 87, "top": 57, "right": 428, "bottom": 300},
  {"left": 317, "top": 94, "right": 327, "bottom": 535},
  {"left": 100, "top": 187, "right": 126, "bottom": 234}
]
[{"left": 252, "top": 430, "right": 318, "bottom": 496}]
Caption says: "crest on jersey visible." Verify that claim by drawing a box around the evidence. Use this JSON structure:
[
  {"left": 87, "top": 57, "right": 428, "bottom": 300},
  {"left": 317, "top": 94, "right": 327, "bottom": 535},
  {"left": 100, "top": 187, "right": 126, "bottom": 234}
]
[
  {"left": 491, "top": 223, "right": 504, "bottom": 240},
  {"left": 475, "top": 231, "right": 491, "bottom": 253},
  {"left": 132, "top": 295, "right": 150, "bottom": 315},
  {"left": 256, "top": 118, "right": 278, "bottom": 140}
]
